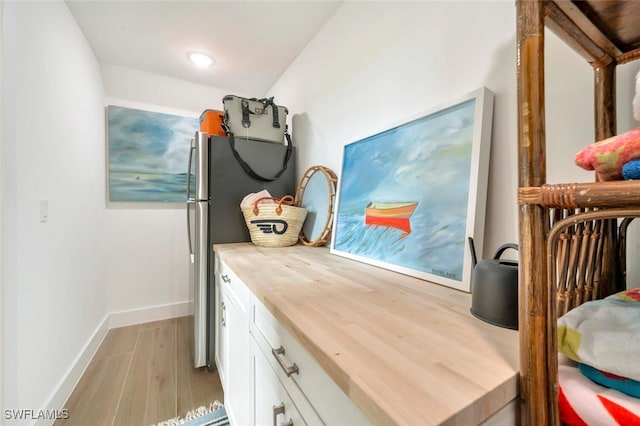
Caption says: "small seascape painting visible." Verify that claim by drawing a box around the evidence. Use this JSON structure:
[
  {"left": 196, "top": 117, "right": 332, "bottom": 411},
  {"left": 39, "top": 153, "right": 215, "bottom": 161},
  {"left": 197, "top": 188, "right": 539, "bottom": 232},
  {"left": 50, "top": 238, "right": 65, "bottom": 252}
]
[
  {"left": 330, "top": 88, "right": 494, "bottom": 292},
  {"left": 107, "top": 105, "right": 198, "bottom": 203}
]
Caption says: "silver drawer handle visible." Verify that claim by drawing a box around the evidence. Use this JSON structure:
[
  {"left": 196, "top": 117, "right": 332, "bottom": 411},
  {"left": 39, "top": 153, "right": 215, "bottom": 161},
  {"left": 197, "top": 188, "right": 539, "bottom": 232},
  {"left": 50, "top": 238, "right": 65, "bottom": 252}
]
[
  {"left": 272, "top": 403, "right": 293, "bottom": 426},
  {"left": 221, "top": 274, "right": 230, "bottom": 283},
  {"left": 271, "top": 346, "right": 299, "bottom": 376},
  {"left": 220, "top": 301, "right": 226, "bottom": 327},
  {"left": 273, "top": 403, "right": 284, "bottom": 426}
]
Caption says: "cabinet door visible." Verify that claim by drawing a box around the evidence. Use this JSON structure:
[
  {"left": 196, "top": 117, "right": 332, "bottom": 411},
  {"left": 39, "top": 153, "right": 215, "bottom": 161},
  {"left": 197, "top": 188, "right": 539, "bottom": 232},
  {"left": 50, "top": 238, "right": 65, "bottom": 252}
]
[
  {"left": 251, "top": 338, "right": 306, "bottom": 426},
  {"left": 224, "top": 286, "right": 251, "bottom": 426},
  {"left": 215, "top": 278, "right": 228, "bottom": 389}
]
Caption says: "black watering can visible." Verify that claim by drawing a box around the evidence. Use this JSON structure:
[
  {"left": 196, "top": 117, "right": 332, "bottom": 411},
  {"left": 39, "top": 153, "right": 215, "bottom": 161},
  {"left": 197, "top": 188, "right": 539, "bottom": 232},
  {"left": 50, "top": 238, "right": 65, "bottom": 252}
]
[{"left": 468, "top": 237, "right": 519, "bottom": 330}]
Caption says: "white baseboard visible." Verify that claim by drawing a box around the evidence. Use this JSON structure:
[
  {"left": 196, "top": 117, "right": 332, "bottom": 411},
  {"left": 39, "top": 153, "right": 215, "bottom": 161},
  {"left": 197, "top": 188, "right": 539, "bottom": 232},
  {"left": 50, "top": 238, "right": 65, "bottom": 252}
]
[
  {"left": 35, "top": 314, "right": 110, "bottom": 426},
  {"left": 109, "top": 300, "right": 193, "bottom": 328},
  {"left": 37, "top": 301, "right": 194, "bottom": 425}
]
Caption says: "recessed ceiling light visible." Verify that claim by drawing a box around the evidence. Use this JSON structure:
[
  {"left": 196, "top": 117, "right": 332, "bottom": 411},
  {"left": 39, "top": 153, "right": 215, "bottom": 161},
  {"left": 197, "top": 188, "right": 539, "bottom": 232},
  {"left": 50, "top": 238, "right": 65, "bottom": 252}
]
[{"left": 187, "top": 51, "right": 214, "bottom": 68}]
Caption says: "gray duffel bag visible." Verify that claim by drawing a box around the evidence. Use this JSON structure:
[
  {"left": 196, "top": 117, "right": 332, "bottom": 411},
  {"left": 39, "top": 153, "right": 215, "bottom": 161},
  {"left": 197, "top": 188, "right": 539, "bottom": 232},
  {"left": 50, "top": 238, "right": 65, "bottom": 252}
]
[{"left": 222, "top": 95, "right": 288, "bottom": 144}]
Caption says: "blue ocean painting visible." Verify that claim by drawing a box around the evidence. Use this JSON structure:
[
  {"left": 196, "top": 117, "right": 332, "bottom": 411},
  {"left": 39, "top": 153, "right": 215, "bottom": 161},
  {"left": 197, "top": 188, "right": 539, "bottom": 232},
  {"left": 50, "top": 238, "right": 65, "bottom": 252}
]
[
  {"left": 108, "top": 105, "right": 198, "bottom": 202},
  {"left": 333, "top": 99, "right": 476, "bottom": 282}
]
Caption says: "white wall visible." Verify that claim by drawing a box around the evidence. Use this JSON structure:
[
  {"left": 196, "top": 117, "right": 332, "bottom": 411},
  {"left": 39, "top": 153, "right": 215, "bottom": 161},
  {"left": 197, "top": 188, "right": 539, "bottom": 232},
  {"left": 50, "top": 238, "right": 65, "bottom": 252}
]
[
  {"left": 101, "top": 63, "right": 239, "bottom": 114},
  {"left": 270, "top": 1, "right": 638, "bottom": 264},
  {"left": 617, "top": 62, "right": 640, "bottom": 132},
  {"left": 545, "top": 32, "right": 639, "bottom": 181},
  {"left": 100, "top": 64, "right": 232, "bottom": 318},
  {"left": 271, "top": 1, "right": 518, "bottom": 259},
  {"left": 0, "top": 0, "right": 4, "bottom": 416},
  {"left": 2, "top": 1, "right": 107, "bottom": 422}
]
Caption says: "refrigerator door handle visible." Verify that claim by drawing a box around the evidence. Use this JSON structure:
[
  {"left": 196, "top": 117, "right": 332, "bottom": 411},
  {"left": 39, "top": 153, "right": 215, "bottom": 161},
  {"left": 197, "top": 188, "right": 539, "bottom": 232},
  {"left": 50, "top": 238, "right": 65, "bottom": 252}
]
[
  {"left": 187, "top": 200, "right": 195, "bottom": 262},
  {"left": 187, "top": 136, "right": 196, "bottom": 262},
  {"left": 187, "top": 136, "right": 195, "bottom": 200}
]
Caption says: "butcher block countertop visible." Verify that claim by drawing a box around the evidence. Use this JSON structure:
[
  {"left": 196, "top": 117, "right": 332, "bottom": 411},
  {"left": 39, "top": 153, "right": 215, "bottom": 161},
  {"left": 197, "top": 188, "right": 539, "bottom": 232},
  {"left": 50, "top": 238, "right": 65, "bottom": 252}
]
[{"left": 214, "top": 243, "right": 519, "bottom": 426}]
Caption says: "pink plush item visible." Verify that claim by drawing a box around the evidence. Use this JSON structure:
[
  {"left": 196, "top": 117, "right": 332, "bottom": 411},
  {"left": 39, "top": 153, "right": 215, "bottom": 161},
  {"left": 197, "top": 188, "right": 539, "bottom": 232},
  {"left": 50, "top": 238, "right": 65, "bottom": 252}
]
[{"left": 574, "top": 127, "right": 640, "bottom": 180}]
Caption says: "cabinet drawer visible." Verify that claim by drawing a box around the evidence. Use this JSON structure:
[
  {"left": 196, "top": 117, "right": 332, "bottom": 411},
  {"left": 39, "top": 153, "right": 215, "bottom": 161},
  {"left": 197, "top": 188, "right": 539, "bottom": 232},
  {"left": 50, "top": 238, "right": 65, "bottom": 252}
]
[
  {"left": 252, "top": 336, "right": 310, "bottom": 426},
  {"left": 251, "top": 294, "right": 370, "bottom": 426},
  {"left": 216, "top": 257, "right": 250, "bottom": 314}
]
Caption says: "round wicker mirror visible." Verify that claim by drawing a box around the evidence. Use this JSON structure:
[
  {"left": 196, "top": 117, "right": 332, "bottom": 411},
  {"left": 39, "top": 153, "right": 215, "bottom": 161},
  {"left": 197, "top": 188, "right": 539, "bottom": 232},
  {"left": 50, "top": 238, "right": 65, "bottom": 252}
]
[{"left": 295, "top": 165, "right": 337, "bottom": 246}]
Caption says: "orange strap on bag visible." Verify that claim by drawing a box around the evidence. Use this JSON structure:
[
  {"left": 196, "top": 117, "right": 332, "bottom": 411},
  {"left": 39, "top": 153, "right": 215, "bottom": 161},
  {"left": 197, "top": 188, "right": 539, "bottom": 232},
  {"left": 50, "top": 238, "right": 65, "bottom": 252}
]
[
  {"left": 252, "top": 195, "right": 295, "bottom": 216},
  {"left": 199, "top": 109, "right": 226, "bottom": 136}
]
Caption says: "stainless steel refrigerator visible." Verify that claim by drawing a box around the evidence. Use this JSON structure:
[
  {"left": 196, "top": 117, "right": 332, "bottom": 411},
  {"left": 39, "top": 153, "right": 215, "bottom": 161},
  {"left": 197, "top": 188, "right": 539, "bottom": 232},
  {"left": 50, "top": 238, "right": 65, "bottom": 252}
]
[{"left": 187, "top": 131, "right": 296, "bottom": 369}]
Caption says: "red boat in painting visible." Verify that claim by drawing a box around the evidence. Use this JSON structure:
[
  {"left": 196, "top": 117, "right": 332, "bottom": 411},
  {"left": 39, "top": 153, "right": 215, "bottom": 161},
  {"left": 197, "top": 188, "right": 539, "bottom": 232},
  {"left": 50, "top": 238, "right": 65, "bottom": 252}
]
[
  {"left": 365, "top": 201, "right": 418, "bottom": 218},
  {"left": 364, "top": 201, "right": 418, "bottom": 238}
]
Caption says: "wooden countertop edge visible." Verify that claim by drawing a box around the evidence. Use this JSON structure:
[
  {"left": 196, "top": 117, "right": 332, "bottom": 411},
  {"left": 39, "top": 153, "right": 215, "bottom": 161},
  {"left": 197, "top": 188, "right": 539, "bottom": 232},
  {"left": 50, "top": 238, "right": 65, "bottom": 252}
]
[{"left": 445, "top": 375, "right": 519, "bottom": 425}]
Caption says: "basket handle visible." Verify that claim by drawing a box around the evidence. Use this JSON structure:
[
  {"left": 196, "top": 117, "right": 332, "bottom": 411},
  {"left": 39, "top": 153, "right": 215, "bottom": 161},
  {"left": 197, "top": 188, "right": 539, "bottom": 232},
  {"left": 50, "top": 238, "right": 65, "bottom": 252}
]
[{"left": 253, "top": 195, "right": 295, "bottom": 216}]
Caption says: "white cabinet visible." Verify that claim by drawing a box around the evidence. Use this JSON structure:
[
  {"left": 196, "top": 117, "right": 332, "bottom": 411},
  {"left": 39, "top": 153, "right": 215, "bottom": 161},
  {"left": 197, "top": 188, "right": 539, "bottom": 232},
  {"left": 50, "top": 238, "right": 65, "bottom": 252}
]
[
  {"left": 214, "top": 257, "right": 251, "bottom": 426},
  {"left": 215, "top": 258, "right": 370, "bottom": 426}
]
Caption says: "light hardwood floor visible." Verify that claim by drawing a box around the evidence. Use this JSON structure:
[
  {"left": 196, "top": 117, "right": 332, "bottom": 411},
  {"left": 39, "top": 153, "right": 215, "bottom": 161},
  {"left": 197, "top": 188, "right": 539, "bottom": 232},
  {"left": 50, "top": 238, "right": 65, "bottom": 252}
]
[{"left": 55, "top": 316, "right": 223, "bottom": 426}]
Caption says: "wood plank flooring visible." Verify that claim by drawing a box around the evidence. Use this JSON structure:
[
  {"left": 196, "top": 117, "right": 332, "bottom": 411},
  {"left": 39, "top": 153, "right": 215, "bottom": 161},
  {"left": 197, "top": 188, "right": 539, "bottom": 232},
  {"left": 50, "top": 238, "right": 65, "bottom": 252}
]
[{"left": 55, "top": 316, "right": 223, "bottom": 426}]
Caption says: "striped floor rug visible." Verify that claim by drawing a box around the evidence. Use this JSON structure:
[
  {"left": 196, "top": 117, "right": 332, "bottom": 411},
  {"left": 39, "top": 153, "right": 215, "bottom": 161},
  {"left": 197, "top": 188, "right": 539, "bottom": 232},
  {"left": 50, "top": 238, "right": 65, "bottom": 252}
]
[{"left": 153, "top": 401, "right": 229, "bottom": 426}]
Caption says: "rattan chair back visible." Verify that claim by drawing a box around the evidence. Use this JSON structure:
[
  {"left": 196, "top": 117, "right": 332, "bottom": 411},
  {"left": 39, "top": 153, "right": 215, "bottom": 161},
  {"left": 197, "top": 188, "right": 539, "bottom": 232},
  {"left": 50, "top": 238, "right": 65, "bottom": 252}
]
[{"left": 548, "top": 209, "right": 637, "bottom": 317}]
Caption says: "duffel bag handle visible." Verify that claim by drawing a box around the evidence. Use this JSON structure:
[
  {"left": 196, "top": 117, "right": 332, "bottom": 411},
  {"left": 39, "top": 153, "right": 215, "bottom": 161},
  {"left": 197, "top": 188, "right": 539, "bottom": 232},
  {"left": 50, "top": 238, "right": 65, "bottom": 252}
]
[
  {"left": 228, "top": 132, "right": 293, "bottom": 182},
  {"left": 241, "top": 99, "right": 252, "bottom": 128},
  {"left": 261, "top": 97, "right": 280, "bottom": 129},
  {"left": 240, "top": 97, "right": 280, "bottom": 130},
  {"left": 252, "top": 195, "right": 295, "bottom": 216}
]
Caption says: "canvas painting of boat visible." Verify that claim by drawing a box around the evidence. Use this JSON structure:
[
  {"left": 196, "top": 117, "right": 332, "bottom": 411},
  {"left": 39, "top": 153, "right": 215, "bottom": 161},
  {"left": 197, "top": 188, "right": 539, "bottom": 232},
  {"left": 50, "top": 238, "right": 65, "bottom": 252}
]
[{"left": 330, "top": 88, "right": 494, "bottom": 292}]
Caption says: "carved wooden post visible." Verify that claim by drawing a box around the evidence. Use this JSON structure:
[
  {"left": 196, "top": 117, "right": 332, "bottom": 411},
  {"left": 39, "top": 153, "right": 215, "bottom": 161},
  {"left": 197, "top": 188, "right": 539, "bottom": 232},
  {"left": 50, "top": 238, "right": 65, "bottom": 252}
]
[
  {"left": 594, "top": 64, "right": 622, "bottom": 297},
  {"left": 516, "top": 0, "right": 557, "bottom": 424},
  {"left": 594, "top": 64, "right": 616, "bottom": 141}
]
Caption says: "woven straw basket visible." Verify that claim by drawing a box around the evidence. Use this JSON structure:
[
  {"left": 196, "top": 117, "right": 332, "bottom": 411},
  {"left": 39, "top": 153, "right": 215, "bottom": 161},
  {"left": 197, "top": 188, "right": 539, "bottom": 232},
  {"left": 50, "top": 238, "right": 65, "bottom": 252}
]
[{"left": 242, "top": 195, "right": 307, "bottom": 247}]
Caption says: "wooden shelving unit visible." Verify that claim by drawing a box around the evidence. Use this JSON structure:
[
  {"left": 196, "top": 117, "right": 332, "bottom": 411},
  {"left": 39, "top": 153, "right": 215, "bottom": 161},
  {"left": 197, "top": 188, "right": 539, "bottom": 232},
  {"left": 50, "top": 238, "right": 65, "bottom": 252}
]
[{"left": 516, "top": 1, "right": 640, "bottom": 424}]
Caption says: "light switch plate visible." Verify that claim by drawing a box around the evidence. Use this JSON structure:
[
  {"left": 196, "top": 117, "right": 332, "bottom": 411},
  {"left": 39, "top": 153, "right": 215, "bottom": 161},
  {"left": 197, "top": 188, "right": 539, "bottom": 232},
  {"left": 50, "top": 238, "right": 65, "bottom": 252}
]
[{"left": 40, "top": 199, "right": 48, "bottom": 223}]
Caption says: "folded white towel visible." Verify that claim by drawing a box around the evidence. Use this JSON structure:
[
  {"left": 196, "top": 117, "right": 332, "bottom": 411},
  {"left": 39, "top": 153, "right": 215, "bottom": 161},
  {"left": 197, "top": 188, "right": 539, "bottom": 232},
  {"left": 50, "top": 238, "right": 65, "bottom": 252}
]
[
  {"left": 558, "top": 288, "right": 640, "bottom": 381},
  {"left": 240, "top": 189, "right": 274, "bottom": 209}
]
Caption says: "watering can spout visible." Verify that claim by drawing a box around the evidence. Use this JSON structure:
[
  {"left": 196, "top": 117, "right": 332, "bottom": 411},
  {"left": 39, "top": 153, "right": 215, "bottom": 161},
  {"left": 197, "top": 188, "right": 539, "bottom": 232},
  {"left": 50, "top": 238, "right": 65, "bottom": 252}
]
[{"left": 468, "top": 237, "right": 478, "bottom": 268}]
